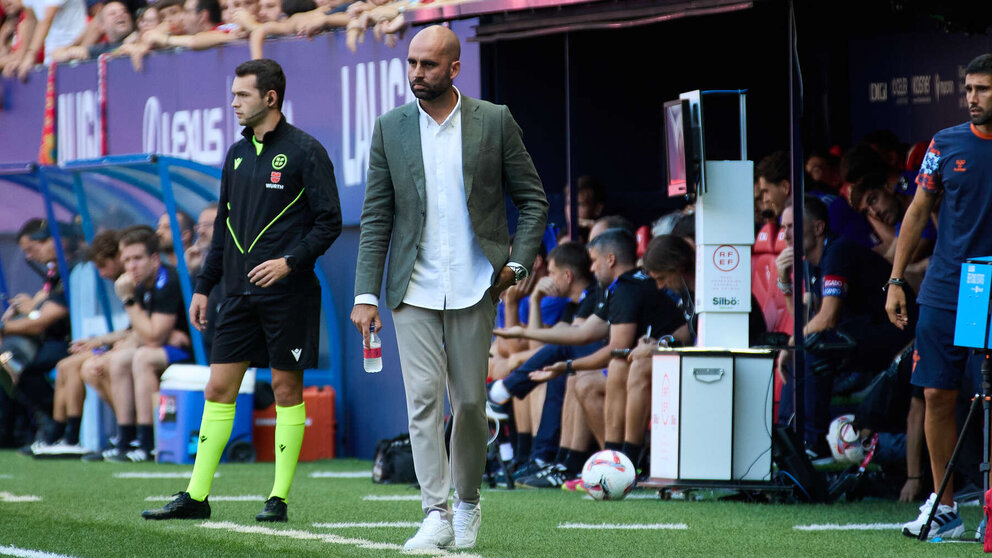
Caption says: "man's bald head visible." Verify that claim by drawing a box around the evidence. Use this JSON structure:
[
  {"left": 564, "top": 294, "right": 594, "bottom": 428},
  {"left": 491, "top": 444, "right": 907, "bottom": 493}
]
[
  {"left": 410, "top": 25, "right": 460, "bottom": 63},
  {"left": 408, "top": 25, "right": 461, "bottom": 102}
]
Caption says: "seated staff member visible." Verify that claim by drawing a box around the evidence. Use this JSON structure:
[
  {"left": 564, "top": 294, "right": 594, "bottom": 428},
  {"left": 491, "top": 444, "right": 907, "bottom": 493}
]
[
  {"left": 497, "top": 229, "right": 684, "bottom": 455},
  {"left": 488, "top": 242, "right": 602, "bottom": 475},
  {"left": 36, "top": 229, "right": 127, "bottom": 457},
  {"left": 778, "top": 195, "right": 915, "bottom": 454},
  {"left": 103, "top": 225, "right": 193, "bottom": 463}
]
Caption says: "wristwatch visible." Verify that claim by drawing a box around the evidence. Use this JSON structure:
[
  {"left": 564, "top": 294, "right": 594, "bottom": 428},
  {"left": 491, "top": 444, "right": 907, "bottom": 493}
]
[
  {"left": 507, "top": 262, "right": 528, "bottom": 284},
  {"left": 283, "top": 254, "right": 297, "bottom": 271}
]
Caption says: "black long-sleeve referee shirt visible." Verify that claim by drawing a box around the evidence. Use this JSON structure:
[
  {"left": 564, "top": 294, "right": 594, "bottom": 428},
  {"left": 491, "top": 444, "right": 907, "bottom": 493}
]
[{"left": 195, "top": 116, "right": 342, "bottom": 297}]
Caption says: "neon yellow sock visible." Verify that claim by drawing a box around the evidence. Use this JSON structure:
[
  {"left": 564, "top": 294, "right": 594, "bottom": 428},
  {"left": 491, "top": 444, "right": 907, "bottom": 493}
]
[
  {"left": 269, "top": 402, "right": 306, "bottom": 501},
  {"left": 186, "top": 400, "right": 236, "bottom": 501}
]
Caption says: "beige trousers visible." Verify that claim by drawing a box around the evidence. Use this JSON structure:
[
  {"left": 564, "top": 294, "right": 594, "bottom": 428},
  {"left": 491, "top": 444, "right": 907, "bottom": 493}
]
[{"left": 392, "top": 295, "right": 497, "bottom": 520}]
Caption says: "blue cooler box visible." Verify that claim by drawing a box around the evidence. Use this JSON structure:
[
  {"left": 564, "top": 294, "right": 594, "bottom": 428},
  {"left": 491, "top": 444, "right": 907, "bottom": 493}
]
[{"left": 156, "top": 365, "right": 255, "bottom": 464}]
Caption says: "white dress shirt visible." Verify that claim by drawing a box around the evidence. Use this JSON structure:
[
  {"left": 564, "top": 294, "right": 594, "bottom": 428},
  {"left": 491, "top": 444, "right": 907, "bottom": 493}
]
[{"left": 355, "top": 89, "right": 495, "bottom": 310}]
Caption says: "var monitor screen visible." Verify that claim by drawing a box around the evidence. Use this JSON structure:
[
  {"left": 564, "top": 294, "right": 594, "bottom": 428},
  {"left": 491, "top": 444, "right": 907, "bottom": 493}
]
[{"left": 664, "top": 99, "right": 693, "bottom": 197}]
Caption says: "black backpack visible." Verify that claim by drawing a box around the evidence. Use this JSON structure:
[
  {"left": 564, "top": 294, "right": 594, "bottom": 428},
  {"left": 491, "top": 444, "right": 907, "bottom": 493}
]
[{"left": 372, "top": 433, "right": 417, "bottom": 485}]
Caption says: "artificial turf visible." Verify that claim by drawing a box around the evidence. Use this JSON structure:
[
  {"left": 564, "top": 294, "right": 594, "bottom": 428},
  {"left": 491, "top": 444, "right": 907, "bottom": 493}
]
[{"left": 0, "top": 450, "right": 984, "bottom": 557}]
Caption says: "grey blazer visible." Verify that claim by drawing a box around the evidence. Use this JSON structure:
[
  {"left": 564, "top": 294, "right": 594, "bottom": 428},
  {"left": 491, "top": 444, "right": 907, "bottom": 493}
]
[{"left": 354, "top": 95, "right": 549, "bottom": 310}]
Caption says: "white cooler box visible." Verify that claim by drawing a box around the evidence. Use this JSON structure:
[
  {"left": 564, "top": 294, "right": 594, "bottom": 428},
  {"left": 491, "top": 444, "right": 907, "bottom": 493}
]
[{"left": 650, "top": 348, "right": 773, "bottom": 482}]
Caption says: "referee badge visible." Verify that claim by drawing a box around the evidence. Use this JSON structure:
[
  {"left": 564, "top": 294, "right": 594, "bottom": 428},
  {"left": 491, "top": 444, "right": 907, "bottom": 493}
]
[{"left": 272, "top": 154, "right": 287, "bottom": 170}]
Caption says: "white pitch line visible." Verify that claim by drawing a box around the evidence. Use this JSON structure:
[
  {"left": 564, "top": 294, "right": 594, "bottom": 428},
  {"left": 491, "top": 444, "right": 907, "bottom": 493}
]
[
  {"left": 308, "top": 471, "right": 371, "bottom": 479},
  {"left": 145, "top": 495, "right": 263, "bottom": 502},
  {"left": 559, "top": 522, "right": 688, "bottom": 530},
  {"left": 113, "top": 472, "right": 218, "bottom": 479},
  {"left": 199, "top": 521, "right": 484, "bottom": 557},
  {"left": 0, "top": 545, "right": 76, "bottom": 558},
  {"left": 0, "top": 492, "right": 41, "bottom": 503},
  {"left": 362, "top": 495, "right": 422, "bottom": 502},
  {"left": 0, "top": 475, "right": 12, "bottom": 479},
  {"left": 312, "top": 522, "right": 421, "bottom": 529},
  {"left": 793, "top": 523, "right": 903, "bottom": 531}
]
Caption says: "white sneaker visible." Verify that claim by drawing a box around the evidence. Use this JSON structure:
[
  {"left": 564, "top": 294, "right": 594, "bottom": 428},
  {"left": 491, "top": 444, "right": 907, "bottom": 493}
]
[
  {"left": 453, "top": 501, "right": 482, "bottom": 549},
  {"left": 33, "top": 439, "right": 89, "bottom": 458},
  {"left": 902, "top": 492, "right": 965, "bottom": 539},
  {"left": 403, "top": 511, "right": 454, "bottom": 551}
]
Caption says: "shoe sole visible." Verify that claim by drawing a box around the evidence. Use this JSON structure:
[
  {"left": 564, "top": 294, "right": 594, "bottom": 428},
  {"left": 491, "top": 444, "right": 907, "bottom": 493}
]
[
  {"left": 403, "top": 543, "right": 454, "bottom": 552},
  {"left": 256, "top": 516, "right": 288, "bottom": 522},
  {"left": 142, "top": 514, "right": 211, "bottom": 520},
  {"left": 903, "top": 524, "right": 965, "bottom": 540}
]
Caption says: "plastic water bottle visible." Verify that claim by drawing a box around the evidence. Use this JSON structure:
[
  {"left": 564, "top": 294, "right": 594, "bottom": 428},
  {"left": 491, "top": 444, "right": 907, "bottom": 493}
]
[{"left": 364, "top": 324, "right": 382, "bottom": 373}]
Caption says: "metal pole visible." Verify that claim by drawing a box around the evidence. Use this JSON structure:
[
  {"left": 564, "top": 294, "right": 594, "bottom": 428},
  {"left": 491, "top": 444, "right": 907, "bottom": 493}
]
[
  {"left": 740, "top": 92, "right": 748, "bottom": 161},
  {"left": 788, "top": 0, "right": 807, "bottom": 444},
  {"left": 157, "top": 158, "right": 208, "bottom": 366},
  {"left": 565, "top": 33, "right": 578, "bottom": 242},
  {"left": 36, "top": 166, "right": 72, "bottom": 309},
  {"left": 70, "top": 171, "right": 115, "bottom": 334}
]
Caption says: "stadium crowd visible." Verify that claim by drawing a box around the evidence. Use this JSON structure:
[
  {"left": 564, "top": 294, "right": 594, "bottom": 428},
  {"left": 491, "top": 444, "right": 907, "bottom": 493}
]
[{"left": 0, "top": 0, "right": 472, "bottom": 77}]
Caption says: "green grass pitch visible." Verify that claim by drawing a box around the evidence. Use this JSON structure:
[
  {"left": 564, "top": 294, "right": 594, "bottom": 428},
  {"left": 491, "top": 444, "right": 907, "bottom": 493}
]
[{"left": 0, "top": 451, "right": 984, "bottom": 557}]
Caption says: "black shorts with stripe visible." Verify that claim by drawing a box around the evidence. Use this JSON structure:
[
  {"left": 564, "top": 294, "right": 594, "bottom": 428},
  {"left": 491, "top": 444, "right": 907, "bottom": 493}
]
[{"left": 210, "top": 284, "right": 321, "bottom": 370}]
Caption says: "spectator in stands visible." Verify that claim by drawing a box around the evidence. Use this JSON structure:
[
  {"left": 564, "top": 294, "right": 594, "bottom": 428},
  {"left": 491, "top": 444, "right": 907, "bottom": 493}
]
[
  {"left": 0, "top": 219, "right": 72, "bottom": 451},
  {"left": 155, "top": 210, "right": 194, "bottom": 268},
  {"left": 103, "top": 226, "right": 192, "bottom": 462},
  {"left": 133, "top": 4, "right": 159, "bottom": 34},
  {"left": 49, "top": 0, "right": 132, "bottom": 61},
  {"left": 0, "top": 0, "right": 42, "bottom": 77},
  {"left": 247, "top": 0, "right": 339, "bottom": 60},
  {"left": 135, "top": 0, "right": 237, "bottom": 61},
  {"left": 850, "top": 172, "right": 936, "bottom": 279},
  {"left": 33, "top": 229, "right": 126, "bottom": 457},
  {"left": 156, "top": 0, "right": 184, "bottom": 33},
  {"left": 777, "top": 195, "right": 915, "bottom": 456},
  {"left": 220, "top": 0, "right": 269, "bottom": 30},
  {"left": 11, "top": 0, "right": 86, "bottom": 79},
  {"left": 256, "top": 0, "right": 279, "bottom": 21}
]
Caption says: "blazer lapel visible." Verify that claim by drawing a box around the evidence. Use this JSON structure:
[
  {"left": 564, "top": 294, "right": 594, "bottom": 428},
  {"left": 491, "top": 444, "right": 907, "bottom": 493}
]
[
  {"left": 461, "top": 97, "right": 484, "bottom": 202},
  {"left": 400, "top": 103, "right": 426, "bottom": 205}
]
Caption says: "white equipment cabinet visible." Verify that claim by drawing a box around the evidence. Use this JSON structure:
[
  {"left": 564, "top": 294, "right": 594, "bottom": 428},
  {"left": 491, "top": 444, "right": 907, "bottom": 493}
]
[{"left": 650, "top": 348, "right": 774, "bottom": 483}]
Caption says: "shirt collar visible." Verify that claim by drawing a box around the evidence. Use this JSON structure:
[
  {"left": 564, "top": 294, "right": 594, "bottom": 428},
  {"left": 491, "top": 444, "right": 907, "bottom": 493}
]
[
  {"left": 241, "top": 114, "right": 287, "bottom": 143},
  {"left": 417, "top": 87, "right": 461, "bottom": 129}
]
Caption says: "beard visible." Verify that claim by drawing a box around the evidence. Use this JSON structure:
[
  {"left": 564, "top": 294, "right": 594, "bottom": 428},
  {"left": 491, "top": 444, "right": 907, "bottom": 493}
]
[
  {"left": 971, "top": 106, "right": 992, "bottom": 126},
  {"left": 410, "top": 79, "right": 450, "bottom": 101}
]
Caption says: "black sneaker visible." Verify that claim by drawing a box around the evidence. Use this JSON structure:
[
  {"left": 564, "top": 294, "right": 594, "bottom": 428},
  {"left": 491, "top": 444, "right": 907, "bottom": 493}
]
[
  {"left": 518, "top": 463, "right": 569, "bottom": 488},
  {"left": 255, "top": 496, "right": 287, "bottom": 522},
  {"left": 141, "top": 492, "right": 210, "bottom": 520}
]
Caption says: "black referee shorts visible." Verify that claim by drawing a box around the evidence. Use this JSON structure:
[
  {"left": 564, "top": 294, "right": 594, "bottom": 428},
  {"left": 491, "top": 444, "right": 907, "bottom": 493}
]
[{"left": 210, "top": 285, "right": 321, "bottom": 370}]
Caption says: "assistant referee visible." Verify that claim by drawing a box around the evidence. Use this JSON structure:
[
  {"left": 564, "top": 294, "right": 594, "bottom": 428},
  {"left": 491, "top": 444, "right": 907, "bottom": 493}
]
[{"left": 142, "top": 59, "right": 342, "bottom": 523}]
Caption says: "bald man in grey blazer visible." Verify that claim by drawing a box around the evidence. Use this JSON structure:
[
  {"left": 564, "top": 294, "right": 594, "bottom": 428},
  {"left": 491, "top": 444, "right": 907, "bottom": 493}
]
[{"left": 351, "top": 25, "right": 548, "bottom": 552}]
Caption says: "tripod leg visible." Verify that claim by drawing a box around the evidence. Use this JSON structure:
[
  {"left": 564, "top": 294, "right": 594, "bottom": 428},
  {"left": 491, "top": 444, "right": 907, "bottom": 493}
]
[{"left": 919, "top": 393, "right": 982, "bottom": 541}]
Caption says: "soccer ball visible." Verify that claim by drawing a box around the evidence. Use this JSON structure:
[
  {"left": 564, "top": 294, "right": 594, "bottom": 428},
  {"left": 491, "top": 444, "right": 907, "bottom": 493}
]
[
  {"left": 581, "top": 450, "right": 636, "bottom": 501},
  {"left": 826, "top": 414, "right": 864, "bottom": 464}
]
